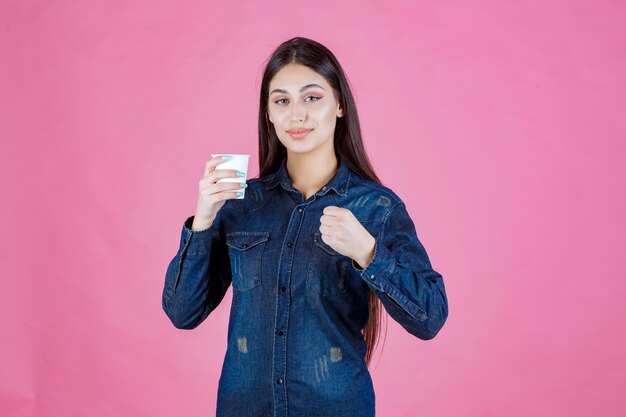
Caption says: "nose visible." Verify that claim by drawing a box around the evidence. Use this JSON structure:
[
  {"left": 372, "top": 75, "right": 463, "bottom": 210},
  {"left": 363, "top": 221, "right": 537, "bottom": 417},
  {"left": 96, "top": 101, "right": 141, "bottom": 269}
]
[{"left": 290, "top": 100, "right": 306, "bottom": 122}]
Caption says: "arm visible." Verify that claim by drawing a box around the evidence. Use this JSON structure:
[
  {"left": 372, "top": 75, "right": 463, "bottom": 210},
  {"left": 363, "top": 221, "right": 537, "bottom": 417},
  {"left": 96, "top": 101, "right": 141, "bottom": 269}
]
[
  {"left": 162, "top": 211, "right": 232, "bottom": 329},
  {"left": 352, "top": 202, "right": 448, "bottom": 340}
]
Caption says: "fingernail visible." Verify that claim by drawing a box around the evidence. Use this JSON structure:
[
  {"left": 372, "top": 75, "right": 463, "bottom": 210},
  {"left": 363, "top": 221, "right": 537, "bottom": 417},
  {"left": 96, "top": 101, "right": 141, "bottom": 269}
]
[
  {"left": 221, "top": 155, "right": 234, "bottom": 160},
  {"left": 240, "top": 183, "right": 248, "bottom": 188},
  {"left": 237, "top": 191, "right": 244, "bottom": 197},
  {"left": 236, "top": 171, "right": 245, "bottom": 177}
]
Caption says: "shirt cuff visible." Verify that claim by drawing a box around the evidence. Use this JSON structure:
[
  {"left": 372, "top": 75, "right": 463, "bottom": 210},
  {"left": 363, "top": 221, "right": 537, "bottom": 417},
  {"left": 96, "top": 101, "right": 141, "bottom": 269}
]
[
  {"left": 351, "top": 240, "right": 427, "bottom": 321},
  {"left": 180, "top": 215, "right": 215, "bottom": 255},
  {"left": 351, "top": 241, "right": 396, "bottom": 293}
]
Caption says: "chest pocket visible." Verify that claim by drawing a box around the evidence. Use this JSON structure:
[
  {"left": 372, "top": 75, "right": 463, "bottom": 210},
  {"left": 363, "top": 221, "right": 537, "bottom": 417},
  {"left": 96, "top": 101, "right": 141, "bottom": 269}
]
[
  {"left": 305, "top": 232, "right": 350, "bottom": 296},
  {"left": 225, "top": 231, "right": 270, "bottom": 293}
]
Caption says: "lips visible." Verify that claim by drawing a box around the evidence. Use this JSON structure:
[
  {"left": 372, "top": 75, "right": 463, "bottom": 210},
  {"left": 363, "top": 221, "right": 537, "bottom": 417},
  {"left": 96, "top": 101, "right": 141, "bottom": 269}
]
[{"left": 287, "top": 128, "right": 313, "bottom": 138}]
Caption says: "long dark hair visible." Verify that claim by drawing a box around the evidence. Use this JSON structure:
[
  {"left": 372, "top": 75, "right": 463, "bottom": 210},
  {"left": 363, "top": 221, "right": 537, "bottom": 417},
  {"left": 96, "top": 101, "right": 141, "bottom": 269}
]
[{"left": 256, "top": 36, "right": 388, "bottom": 368}]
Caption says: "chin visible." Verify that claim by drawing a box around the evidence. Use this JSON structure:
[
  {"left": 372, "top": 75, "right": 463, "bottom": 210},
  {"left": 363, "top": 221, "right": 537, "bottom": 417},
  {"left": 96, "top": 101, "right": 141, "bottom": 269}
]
[
  {"left": 284, "top": 146, "right": 317, "bottom": 155},
  {"left": 278, "top": 138, "right": 313, "bottom": 151}
]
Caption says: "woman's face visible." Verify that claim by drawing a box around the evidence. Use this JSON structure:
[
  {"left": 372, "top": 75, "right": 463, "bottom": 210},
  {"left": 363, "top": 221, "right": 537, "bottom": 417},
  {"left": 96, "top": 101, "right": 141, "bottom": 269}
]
[{"left": 267, "top": 63, "right": 343, "bottom": 157}]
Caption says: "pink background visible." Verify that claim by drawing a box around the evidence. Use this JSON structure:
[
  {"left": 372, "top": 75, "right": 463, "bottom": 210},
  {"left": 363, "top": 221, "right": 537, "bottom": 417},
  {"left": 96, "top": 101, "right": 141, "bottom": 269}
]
[{"left": 1, "top": 1, "right": 625, "bottom": 416}]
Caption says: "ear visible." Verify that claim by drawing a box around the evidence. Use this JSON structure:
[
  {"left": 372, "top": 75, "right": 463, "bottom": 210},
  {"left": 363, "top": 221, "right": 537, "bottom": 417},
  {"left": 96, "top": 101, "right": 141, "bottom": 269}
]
[
  {"left": 336, "top": 103, "right": 344, "bottom": 118},
  {"left": 267, "top": 112, "right": 273, "bottom": 124}
]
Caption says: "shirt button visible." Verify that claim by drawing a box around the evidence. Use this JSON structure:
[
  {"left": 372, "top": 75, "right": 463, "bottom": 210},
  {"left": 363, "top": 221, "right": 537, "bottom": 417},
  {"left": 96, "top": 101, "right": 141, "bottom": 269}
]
[
  {"left": 287, "top": 242, "right": 293, "bottom": 248},
  {"left": 276, "top": 330, "right": 284, "bottom": 336},
  {"left": 298, "top": 207, "right": 303, "bottom": 212},
  {"left": 322, "top": 186, "right": 327, "bottom": 190},
  {"left": 370, "top": 274, "right": 375, "bottom": 280},
  {"left": 277, "top": 378, "right": 283, "bottom": 384}
]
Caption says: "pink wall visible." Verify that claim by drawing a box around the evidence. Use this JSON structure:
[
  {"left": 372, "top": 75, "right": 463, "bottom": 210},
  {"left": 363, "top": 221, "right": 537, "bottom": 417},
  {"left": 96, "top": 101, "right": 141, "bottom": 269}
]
[{"left": 1, "top": 1, "right": 624, "bottom": 416}]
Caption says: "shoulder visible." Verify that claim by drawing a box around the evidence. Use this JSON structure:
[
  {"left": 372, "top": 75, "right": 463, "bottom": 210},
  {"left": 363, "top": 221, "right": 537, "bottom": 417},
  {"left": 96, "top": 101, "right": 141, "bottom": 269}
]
[
  {"left": 340, "top": 170, "right": 405, "bottom": 224},
  {"left": 347, "top": 170, "right": 405, "bottom": 209}
]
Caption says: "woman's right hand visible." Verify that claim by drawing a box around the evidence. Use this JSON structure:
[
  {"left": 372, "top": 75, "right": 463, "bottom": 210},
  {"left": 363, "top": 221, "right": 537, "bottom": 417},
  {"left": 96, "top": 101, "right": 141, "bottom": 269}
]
[{"left": 192, "top": 156, "right": 246, "bottom": 230}]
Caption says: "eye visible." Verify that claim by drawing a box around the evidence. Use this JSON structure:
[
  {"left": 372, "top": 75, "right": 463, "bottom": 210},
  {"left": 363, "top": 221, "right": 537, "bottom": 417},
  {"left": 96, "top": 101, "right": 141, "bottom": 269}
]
[{"left": 272, "top": 96, "right": 322, "bottom": 105}]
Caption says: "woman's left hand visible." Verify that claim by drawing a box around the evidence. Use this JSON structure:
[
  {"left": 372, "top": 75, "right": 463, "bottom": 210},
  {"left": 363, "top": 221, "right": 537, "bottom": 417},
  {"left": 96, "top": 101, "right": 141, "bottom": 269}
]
[{"left": 319, "top": 205, "right": 376, "bottom": 269}]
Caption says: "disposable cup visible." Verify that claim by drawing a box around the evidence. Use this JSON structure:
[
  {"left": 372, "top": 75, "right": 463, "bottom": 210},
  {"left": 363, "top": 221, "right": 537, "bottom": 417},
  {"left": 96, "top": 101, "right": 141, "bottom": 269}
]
[{"left": 210, "top": 154, "right": 250, "bottom": 199}]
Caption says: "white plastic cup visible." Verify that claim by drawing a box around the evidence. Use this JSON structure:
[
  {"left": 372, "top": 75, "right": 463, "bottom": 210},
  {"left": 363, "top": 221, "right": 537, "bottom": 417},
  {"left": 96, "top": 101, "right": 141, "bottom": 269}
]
[{"left": 210, "top": 154, "right": 250, "bottom": 199}]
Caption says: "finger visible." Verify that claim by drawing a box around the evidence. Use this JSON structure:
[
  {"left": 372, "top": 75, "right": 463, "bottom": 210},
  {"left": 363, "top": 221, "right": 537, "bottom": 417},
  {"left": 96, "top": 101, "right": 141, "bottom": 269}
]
[
  {"left": 201, "top": 181, "right": 242, "bottom": 197},
  {"left": 199, "top": 170, "right": 240, "bottom": 189},
  {"left": 322, "top": 205, "right": 342, "bottom": 216},
  {"left": 319, "top": 214, "right": 334, "bottom": 226},
  {"left": 320, "top": 232, "right": 336, "bottom": 247},
  {"left": 217, "top": 181, "right": 245, "bottom": 192},
  {"left": 218, "top": 190, "right": 242, "bottom": 201},
  {"left": 208, "top": 169, "right": 241, "bottom": 183},
  {"left": 204, "top": 188, "right": 241, "bottom": 203},
  {"left": 320, "top": 225, "right": 336, "bottom": 237},
  {"left": 204, "top": 155, "right": 232, "bottom": 176}
]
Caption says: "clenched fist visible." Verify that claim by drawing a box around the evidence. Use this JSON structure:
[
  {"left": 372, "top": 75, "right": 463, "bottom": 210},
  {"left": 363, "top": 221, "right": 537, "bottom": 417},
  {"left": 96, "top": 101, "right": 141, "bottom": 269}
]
[{"left": 318, "top": 206, "right": 376, "bottom": 270}]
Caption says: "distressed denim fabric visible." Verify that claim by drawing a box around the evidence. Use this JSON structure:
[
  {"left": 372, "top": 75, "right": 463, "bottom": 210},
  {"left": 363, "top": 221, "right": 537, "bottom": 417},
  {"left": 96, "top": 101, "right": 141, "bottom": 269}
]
[{"left": 162, "top": 156, "right": 448, "bottom": 417}]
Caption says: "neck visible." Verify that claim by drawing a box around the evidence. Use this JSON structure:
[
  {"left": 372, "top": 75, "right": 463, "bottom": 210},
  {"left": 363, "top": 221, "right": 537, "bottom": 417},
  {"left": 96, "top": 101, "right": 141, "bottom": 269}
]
[{"left": 285, "top": 151, "right": 339, "bottom": 197}]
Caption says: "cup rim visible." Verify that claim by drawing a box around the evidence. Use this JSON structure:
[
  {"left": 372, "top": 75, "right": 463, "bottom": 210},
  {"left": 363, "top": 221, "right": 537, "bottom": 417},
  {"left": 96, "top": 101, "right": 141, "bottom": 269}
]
[{"left": 210, "top": 154, "right": 250, "bottom": 158}]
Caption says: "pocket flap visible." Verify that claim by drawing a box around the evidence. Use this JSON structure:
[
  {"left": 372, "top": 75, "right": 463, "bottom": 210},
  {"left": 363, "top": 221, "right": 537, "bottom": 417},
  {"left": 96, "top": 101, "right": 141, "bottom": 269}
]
[
  {"left": 313, "top": 232, "right": 341, "bottom": 256},
  {"left": 226, "top": 232, "right": 270, "bottom": 250}
]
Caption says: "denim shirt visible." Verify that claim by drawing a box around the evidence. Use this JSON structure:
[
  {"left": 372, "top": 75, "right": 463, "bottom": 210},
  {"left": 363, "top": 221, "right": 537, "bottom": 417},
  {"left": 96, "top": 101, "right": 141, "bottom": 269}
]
[{"left": 162, "top": 156, "right": 448, "bottom": 417}]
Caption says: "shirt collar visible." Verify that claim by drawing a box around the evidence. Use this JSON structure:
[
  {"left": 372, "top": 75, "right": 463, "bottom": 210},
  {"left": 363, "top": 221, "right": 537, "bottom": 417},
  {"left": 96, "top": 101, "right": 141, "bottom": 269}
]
[{"left": 264, "top": 156, "right": 351, "bottom": 197}]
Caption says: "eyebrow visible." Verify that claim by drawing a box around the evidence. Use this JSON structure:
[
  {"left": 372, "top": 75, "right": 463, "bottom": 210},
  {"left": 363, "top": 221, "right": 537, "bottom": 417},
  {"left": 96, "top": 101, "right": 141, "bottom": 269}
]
[{"left": 269, "top": 83, "right": 326, "bottom": 95}]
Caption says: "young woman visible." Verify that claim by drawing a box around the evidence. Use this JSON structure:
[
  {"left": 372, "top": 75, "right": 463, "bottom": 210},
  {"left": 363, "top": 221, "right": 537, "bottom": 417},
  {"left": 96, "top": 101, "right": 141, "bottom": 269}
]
[{"left": 162, "top": 37, "right": 448, "bottom": 417}]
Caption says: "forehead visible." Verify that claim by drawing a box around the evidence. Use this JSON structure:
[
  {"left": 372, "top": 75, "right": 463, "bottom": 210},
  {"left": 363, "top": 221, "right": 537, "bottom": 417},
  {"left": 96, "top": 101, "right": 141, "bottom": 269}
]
[{"left": 269, "top": 64, "right": 330, "bottom": 93}]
